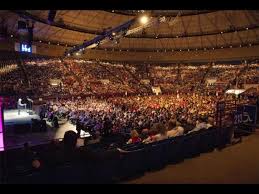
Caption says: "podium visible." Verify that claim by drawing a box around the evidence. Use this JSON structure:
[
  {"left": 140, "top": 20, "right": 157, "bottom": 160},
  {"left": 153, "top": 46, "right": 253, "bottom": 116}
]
[{"left": 26, "top": 98, "right": 34, "bottom": 115}]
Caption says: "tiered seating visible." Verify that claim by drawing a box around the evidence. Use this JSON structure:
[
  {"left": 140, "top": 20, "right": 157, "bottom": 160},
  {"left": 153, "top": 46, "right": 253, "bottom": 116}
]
[{"left": 2, "top": 126, "right": 233, "bottom": 184}]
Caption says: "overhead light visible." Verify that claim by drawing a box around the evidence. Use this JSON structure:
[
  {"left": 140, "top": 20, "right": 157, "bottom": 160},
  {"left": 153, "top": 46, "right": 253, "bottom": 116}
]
[
  {"left": 164, "top": 49, "right": 167, "bottom": 52},
  {"left": 249, "top": 43, "right": 252, "bottom": 46},
  {"left": 246, "top": 27, "right": 249, "bottom": 30},
  {"left": 67, "top": 53, "right": 70, "bottom": 56},
  {"left": 212, "top": 47, "right": 215, "bottom": 50},
  {"left": 112, "top": 10, "right": 114, "bottom": 12},
  {"left": 76, "top": 52, "right": 80, "bottom": 56},
  {"left": 48, "top": 42, "right": 50, "bottom": 44},
  {"left": 65, "top": 44, "right": 67, "bottom": 47},
  {"left": 139, "top": 15, "right": 149, "bottom": 25},
  {"left": 10, "top": 34, "right": 13, "bottom": 38},
  {"left": 187, "top": 49, "right": 190, "bottom": 52},
  {"left": 230, "top": 45, "right": 232, "bottom": 48},
  {"left": 195, "top": 48, "right": 198, "bottom": 51},
  {"left": 221, "top": 46, "right": 224, "bottom": 48},
  {"left": 112, "top": 32, "right": 116, "bottom": 36},
  {"left": 176, "top": 36, "right": 179, "bottom": 38},
  {"left": 57, "top": 43, "right": 59, "bottom": 45},
  {"left": 240, "top": 45, "right": 242, "bottom": 47},
  {"left": 172, "top": 49, "right": 174, "bottom": 52},
  {"left": 204, "top": 48, "right": 206, "bottom": 50},
  {"left": 179, "top": 49, "right": 182, "bottom": 51},
  {"left": 221, "top": 31, "right": 223, "bottom": 34},
  {"left": 157, "top": 50, "right": 159, "bottom": 52},
  {"left": 39, "top": 40, "right": 42, "bottom": 43}
]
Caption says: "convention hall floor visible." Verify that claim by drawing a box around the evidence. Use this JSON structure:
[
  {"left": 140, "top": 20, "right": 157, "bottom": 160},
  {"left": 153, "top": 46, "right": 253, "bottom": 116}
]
[{"left": 125, "top": 129, "right": 259, "bottom": 184}]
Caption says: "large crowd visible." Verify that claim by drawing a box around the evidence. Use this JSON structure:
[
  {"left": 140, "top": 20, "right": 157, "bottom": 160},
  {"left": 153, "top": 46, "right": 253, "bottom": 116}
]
[
  {"left": 1, "top": 58, "right": 258, "bottom": 99},
  {"left": 41, "top": 93, "right": 225, "bottom": 144},
  {"left": 1, "top": 57, "right": 258, "bottom": 183}
]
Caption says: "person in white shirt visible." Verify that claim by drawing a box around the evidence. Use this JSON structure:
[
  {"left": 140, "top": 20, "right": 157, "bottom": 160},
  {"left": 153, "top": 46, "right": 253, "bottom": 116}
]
[
  {"left": 188, "top": 117, "right": 211, "bottom": 134},
  {"left": 143, "top": 123, "right": 167, "bottom": 144},
  {"left": 167, "top": 120, "right": 184, "bottom": 138},
  {"left": 152, "top": 123, "right": 168, "bottom": 142},
  {"left": 17, "top": 98, "right": 26, "bottom": 115}
]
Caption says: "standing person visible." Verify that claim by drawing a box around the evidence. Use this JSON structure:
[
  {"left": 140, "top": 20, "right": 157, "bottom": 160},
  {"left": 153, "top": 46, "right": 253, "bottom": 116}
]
[
  {"left": 76, "top": 119, "right": 82, "bottom": 138},
  {"left": 103, "top": 117, "right": 112, "bottom": 137},
  {"left": 26, "top": 96, "right": 34, "bottom": 111},
  {"left": 17, "top": 98, "right": 26, "bottom": 115}
]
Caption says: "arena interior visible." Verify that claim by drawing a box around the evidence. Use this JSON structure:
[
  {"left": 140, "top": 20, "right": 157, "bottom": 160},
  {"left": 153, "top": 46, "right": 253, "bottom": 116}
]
[{"left": 0, "top": 10, "right": 259, "bottom": 184}]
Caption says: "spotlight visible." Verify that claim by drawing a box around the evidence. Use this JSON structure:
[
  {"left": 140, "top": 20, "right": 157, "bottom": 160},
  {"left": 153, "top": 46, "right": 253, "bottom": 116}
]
[
  {"left": 112, "top": 32, "right": 116, "bottom": 36},
  {"left": 76, "top": 52, "right": 80, "bottom": 56},
  {"left": 10, "top": 34, "right": 13, "bottom": 38},
  {"left": 67, "top": 53, "right": 70, "bottom": 56},
  {"left": 246, "top": 27, "right": 249, "bottom": 30},
  {"left": 139, "top": 15, "right": 149, "bottom": 25},
  {"left": 221, "top": 31, "right": 223, "bottom": 34},
  {"left": 39, "top": 40, "right": 42, "bottom": 43}
]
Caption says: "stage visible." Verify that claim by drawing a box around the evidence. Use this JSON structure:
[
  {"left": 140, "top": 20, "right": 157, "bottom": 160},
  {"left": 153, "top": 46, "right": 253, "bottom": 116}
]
[
  {"left": 2, "top": 109, "right": 89, "bottom": 150},
  {"left": 4, "top": 109, "right": 40, "bottom": 126}
]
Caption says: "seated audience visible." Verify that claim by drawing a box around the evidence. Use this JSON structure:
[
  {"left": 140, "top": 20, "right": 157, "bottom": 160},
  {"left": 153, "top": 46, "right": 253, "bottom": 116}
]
[
  {"left": 167, "top": 119, "right": 184, "bottom": 138},
  {"left": 126, "top": 129, "right": 142, "bottom": 144}
]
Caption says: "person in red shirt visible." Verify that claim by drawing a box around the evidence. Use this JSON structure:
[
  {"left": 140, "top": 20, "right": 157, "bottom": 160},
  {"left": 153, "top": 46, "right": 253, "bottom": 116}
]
[{"left": 126, "top": 129, "right": 142, "bottom": 144}]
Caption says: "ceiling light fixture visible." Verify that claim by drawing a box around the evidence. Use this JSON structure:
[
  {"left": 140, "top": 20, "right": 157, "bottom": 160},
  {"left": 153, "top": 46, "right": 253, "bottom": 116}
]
[{"left": 139, "top": 15, "right": 149, "bottom": 25}]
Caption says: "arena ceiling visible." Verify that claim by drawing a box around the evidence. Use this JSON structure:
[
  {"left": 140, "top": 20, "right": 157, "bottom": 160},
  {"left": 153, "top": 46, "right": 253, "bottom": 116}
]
[{"left": 1, "top": 10, "right": 259, "bottom": 53}]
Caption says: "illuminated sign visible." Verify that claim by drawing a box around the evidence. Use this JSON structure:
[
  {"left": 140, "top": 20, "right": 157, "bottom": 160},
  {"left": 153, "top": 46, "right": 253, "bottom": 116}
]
[{"left": 20, "top": 43, "right": 32, "bottom": 53}]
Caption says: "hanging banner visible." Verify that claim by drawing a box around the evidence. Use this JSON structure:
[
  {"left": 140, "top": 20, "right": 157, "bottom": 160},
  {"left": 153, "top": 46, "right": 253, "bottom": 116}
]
[{"left": 151, "top": 86, "right": 161, "bottom": 95}]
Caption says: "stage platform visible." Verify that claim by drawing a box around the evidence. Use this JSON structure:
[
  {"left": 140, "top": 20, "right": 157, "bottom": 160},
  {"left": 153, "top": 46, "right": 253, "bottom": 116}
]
[
  {"left": 2, "top": 109, "right": 89, "bottom": 150},
  {"left": 4, "top": 109, "right": 40, "bottom": 126}
]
